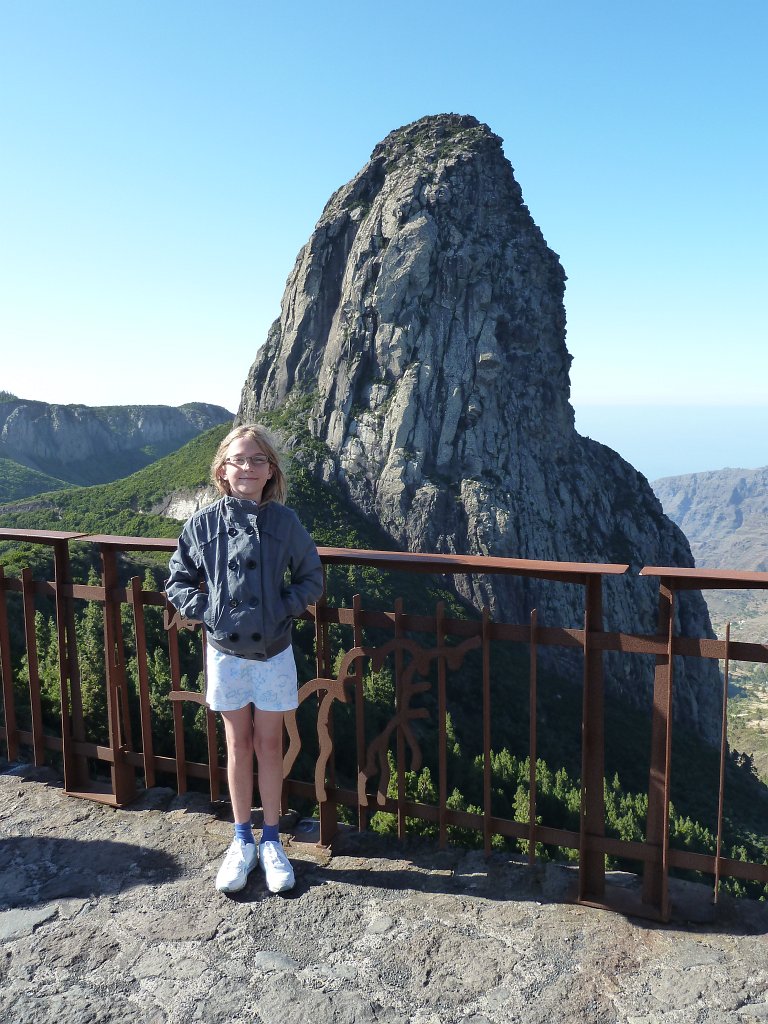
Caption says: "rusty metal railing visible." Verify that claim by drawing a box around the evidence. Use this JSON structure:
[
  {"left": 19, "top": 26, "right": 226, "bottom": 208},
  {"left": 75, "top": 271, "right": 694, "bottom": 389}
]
[{"left": 1, "top": 528, "right": 768, "bottom": 922}]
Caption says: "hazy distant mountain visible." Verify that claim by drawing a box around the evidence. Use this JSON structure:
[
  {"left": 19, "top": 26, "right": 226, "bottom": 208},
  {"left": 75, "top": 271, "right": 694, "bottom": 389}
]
[
  {"left": 651, "top": 465, "right": 768, "bottom": 674},
  {"left": 652, "top": 466, "right": 768, "bottom": 573},
  {"left": 0, "top": 396, "right": 233, "bottom": 489}
]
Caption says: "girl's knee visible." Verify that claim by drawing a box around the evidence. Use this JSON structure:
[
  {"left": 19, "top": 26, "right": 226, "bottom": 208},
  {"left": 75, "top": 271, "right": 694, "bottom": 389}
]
[
  {"left": 223, "top": 716, "right": 254, "bottom": 756},
  {"left": 252, "top": 711, "right": 284, "bottom": 760},
  {"left": 253, "top": 733, "right": 282, "bottom": 761}
]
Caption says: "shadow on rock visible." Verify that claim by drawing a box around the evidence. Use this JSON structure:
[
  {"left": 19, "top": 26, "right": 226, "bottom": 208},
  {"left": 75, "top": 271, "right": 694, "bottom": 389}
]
[
  {"left": 285, "top": 832, "right": 768, "bottom": 937},
  {"left": 0, "top": 837, "right": 183, "bottom": 909},
  {"left": 290, "top": 853, "right": 561, "bottom": 904}
]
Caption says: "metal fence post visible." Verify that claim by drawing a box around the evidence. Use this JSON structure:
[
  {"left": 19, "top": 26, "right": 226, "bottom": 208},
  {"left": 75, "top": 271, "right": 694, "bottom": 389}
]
[
  {"left": 100, "top": 545, "right": 137, "bottom": 805},
  {"left": 642, "top": 582, "right": 674, "bottom": 920},
  {"left": 578, "top": 574, "right": 606, "bottom": 903},
  {"left": 53, "top": 538, "right": 89, "bottom": 792}
]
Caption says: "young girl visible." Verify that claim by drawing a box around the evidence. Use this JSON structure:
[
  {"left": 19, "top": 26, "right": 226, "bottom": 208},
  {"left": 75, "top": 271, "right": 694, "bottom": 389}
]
[{"left": 166, "top": 424, "right": 323, "bottom": 894}]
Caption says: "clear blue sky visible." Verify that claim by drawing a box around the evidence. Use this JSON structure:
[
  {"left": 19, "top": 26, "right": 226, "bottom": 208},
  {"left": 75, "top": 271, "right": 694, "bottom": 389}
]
[{"left": 1, "top": 1, "right": 765, "bottom": 480}]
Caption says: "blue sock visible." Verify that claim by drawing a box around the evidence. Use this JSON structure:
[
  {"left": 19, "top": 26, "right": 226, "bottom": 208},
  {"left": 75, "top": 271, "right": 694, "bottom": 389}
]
[
  {"left": 234, "top": 821, "right": 255, "bottom": 845},
  {"left": 260, "top": 823, "right": 280, "bottom": 845}
]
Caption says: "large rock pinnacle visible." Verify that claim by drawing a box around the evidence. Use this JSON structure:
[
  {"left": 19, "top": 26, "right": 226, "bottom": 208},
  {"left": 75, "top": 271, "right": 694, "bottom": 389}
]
[{"left": 238, "top": 113, "right": 721, "bottom": 740}]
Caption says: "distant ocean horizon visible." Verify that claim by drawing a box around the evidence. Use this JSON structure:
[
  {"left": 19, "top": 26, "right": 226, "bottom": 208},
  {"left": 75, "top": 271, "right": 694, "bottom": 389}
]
[{"left": 573, "top": 403, "right": 768, "bottom": 483}]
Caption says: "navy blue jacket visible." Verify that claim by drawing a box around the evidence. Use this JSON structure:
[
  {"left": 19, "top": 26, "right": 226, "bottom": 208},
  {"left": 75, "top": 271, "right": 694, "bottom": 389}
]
[{"left": 166, "top": 496, "right": 323, "bottom": 660}]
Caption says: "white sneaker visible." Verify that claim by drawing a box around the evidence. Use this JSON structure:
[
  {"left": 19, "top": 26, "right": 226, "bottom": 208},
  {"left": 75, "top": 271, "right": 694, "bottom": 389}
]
[
  {"left": 215, "top": 838, "right": 258, "bottom": 893},
  {"left": 260, "top": 840, "right": 295, "bottom": 893}
]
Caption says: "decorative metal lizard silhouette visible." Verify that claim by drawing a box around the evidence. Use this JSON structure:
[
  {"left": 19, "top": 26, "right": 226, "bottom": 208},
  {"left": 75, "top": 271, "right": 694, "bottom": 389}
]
[{"left": 283, "top": 634, "right": 480, "bottom": 806}]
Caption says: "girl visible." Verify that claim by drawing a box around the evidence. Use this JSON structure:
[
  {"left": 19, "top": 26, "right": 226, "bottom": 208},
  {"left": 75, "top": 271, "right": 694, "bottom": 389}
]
[{"left": 166, "top": 424, "right": 323, "bottom": 894}]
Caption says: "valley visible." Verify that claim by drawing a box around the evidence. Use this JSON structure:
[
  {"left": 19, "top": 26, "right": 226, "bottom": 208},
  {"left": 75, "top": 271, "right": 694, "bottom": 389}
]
[{"left": 653, "top": 467, "right": 768, "bottom": 779}]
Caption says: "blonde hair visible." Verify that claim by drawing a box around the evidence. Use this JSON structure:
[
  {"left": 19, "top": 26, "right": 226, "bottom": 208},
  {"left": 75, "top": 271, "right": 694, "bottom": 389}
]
[{"left": 211, "top": 424, "right": 287, "bottom": 503}]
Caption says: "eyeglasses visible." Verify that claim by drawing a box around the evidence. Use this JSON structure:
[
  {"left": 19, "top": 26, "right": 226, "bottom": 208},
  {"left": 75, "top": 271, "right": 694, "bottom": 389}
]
[{"left": 225, "top": 455, "right": 270, "bottom": 468}]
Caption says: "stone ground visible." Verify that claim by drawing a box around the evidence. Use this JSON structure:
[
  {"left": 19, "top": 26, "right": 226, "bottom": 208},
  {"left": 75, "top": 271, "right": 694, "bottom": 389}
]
[{"left": 2, "top": 763, "right": 768, "bottom": 1024}]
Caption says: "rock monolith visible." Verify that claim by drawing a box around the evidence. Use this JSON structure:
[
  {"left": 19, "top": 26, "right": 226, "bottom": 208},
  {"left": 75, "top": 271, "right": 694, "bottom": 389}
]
[{"left": 238, "top": 114, "right": 721, "bottom": 739}]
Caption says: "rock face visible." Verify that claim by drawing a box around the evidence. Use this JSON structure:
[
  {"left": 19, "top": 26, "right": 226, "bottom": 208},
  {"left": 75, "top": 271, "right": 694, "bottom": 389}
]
[
  {"left": 0, "top": 399, "right": 232, "bottom": 485},
  {"left": 150, "top": 485, "right": 219, "bottom": 522},
  {"left": 653, "top": 466, "right": 768, "bottom": 573},
  {"left": 6, "top": 766, "right": 768, "bottom": 1024},
  {"left": 653, "top": 466, "right": 768, "bottom": 657},
  {"left": 238, "top": 113, "right": 721, "bottom": 740}
]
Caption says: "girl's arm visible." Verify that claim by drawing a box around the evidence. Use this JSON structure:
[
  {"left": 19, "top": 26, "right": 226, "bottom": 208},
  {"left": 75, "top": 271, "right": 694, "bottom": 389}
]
[
  {"left": 283, "top": 523, "right": 324, "bottom": 618},
  {"left": 166, "top": 531, "right": 209, "bottom": 623}
]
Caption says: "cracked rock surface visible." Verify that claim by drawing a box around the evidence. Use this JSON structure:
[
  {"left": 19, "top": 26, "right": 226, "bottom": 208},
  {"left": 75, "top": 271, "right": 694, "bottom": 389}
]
[
  {"left": 238, "top": 113, "right": 720, "bottom": 739},
  {"left": 2, "top": 765, "right": 768, "bottom": 1023}
]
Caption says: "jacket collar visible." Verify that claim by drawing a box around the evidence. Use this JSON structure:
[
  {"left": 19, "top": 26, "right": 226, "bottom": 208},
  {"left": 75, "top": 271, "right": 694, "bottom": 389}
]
[
  {"left": 222, "top": 495, "right": 261, "bottom": 518},
  {"left": 221, "top": 496, "right": 288, "bottom": 539}
]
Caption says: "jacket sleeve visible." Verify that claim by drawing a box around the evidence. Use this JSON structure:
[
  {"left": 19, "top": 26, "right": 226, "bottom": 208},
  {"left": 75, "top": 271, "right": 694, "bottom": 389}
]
[
  {"left": 165, "top": 524, "right": 209, "bottom": 622},
  {"left": 282, "top": 520, "right": 324, "bottom": 618}
]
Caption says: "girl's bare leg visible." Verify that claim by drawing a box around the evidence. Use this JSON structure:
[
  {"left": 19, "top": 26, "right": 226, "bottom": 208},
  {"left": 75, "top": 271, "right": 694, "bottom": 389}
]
[
  {"left": 252, "top": 708, "right": 285, "bottom": 826},
  {"left": 221, "top": 706, "right": 255, "bottom": 824}
]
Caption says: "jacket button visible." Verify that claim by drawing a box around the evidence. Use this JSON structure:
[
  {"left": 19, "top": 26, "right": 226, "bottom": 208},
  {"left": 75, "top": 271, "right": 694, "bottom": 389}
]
[
  {"left": 246, "top": 559, "right": 257, "bottom": 569},
  {"left": 228, "top": 632, "right": 239, "bottom": 642},
  {"left": 245, "top": 526, "right": 255, "bottom": 535},
  {"left": 248, "top": 597, "right": 259, "bottom": 607},
  {"left": 228, "top": 527, "right": 237, "bottom": 537},
  {"left": 228, "top": 559, "right": 237, "bottom": 570},
  {"left": 251, "top": 632, "right": 262, "bottom": 642},
  {"left": 229, "top": 598, "right": 240, "bottom": 608}
]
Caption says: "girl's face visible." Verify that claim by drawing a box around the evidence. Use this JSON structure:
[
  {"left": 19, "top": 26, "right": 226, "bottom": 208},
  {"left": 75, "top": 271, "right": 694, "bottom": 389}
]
[{"left": 219, "top": 436, "right": 273, "bottom": 502}]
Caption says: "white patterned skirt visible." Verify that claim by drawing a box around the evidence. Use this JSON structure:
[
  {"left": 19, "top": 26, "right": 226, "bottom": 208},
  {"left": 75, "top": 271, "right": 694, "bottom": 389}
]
[{"left": 204, "top": 644, "right": 299, "bottom": 713}]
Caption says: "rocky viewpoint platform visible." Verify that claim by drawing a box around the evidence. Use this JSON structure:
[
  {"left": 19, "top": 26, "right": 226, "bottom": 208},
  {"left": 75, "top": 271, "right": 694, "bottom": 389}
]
[{"left": 1, "top": 762, "right": 768, "bottom": 1024}]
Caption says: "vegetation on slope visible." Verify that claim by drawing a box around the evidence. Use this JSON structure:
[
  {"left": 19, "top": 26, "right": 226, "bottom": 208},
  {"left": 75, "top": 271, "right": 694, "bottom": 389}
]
[{"left": 0, "top": 457, "right": 69, "bottom": 503}]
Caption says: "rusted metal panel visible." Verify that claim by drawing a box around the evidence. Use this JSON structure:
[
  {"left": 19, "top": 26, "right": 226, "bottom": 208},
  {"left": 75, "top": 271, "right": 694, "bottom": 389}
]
[
  {"left": 163, "top": 595, "right": 189, "bottom": 796},
  {"left": 483, "top": 606, "right": 494, "bottom": 859},
  {"left": 79, "top": 534, "right": 179, "bottom": 551},
  {"left": 578, "top": 576, "right": 606, "bottom": 905},
  {"left": 130, "top": 576, "right": 157, "bottom": 789},
  {"left": 21, "top": 568, "right": 45, "bottom": 766},
  {"left": 714, "top": 622, "right": 731, "bottom": 903},
  {"left": 352, "top": 594, "right": 367, "bottom": 835},
  {"left": 642, "top": 585, "right": 675, "bottom": 920},
  {"left": 0, "top": 529, "right": 88, "bottom": 543},
  {"left": 318, "top": 545, "right": 629, "bottom": 580},
  {"left": 436, "top": 601, "right": 449, "bottom": 849},
  {"left": 0, "top": 566, "right": 18, "bottom": 762},
  {"left": 100, "top": 547, "right": 137, "bottom": 806},
  {"left": 528, "top": 609, "right": 538, "bottom": 866},
  {"left": 640, "top": 565, "right": 768, "bottom": 588},
  {"left": 53, "top": 539, "right": 88, "bottom": 792}
]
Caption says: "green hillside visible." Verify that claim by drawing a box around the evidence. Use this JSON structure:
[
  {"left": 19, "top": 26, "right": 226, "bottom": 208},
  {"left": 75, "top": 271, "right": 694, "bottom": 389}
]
[
  {"left": 0, "top": 410, "right": 403, "bottom": 558},
  {"left": 0, "top": 457, "right": 69, "bottom": 503},
  {"left": 0, "top": 420, "right": 415, "bottom": 590},
  {"left": 0, "top": 424, "right": 232, "bottom": 579},
  {"left": 0, "top": 424, "right": 230, "bottom": 539}
]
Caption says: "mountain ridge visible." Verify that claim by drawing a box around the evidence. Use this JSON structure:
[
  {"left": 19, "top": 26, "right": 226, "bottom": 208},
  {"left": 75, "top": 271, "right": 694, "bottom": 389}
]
[
  {"left": 0, "top": 424, "right": 231, "bottom": 542},
  {"left": 652, "top": 464, "right": 768, "bottom": 573},
  {"left": 0, "top": 395, "right": 233, "bottom": 490}
]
